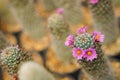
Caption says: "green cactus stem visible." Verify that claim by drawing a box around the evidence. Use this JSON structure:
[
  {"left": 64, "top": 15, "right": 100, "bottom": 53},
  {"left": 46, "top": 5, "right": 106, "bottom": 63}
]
[
  {"left": 88, "top": 0, "right": 119, "bottom": 45},
  {"left": 18, "top": 61, "right": 55, "bottom": 80},
  {"left": 0, "top": 0, "right": 19, "bottom": 31},
  {"left": 79, "top": 42, "right": 115, "bottom": 80},
  {"left": 0, "top": 46, "right": 32, "bottom": 76},
  {"left": 8, "top": 0, "right": 47, "bottom": 40},
  {"left": 48, "top": 13, "right": 73, "bottom": 63},
  {"left": 53, "top": 0, "right": 83, "bottom": 25},
  {"left": 72, "top": 29, "right": 116, "bottom": 80}
]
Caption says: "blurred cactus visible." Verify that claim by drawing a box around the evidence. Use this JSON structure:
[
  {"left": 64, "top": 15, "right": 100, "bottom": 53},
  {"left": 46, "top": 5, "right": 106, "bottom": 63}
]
[
  {"left": 88, "top": 0, "right": 119, "bottom": 45},
  {"left": 18, "top": 61, "right": 55, "bottom": 80},
  {"left": 53, "top": 0, "right": 83, "bottom": 25},
  {"left": 114, "top": 0, "right": 120, "bottom": 7},
  {"left": 48, "top": 13, "right": 73, "bottom": 63},
  {"left": 0, "top": 0, "right": 18, "bottom": 31},
  {"left": 0, "top": 46, "right": 32, "bottom": 76},
  {"left": 0, "top": 31, "right": 9, "bottom": 48},
  {"left": 36, "top": 0, "right": 56, "bottom": 12},
  {"left": 8, "top": 0, "right": 47, "bottom": 40},
  {"left": 65, "top": 26, "right": 115, "bottom": 80}
]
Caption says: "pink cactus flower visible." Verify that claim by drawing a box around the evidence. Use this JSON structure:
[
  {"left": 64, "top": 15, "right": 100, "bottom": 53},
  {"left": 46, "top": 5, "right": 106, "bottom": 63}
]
[
  {"left": 77, "top": 26, "right": 88, "bottom": 34},
  {"left": 72, "top": 47, "right": 85, "bottom": 60},
  {"left": 90, "top": 0, "right": 99, "bottom": 4},
  {"left": 84, "top": 48, "right": 97, "bottom": 61},
  {"left": 56, "top": 8, "right": 64, "bottom": 14},
  {"left": 65, "top": 34, "right": 74, "bottom": 47},
  {"left": 93, "top": 31, "right": 104, "bottom": 42}
]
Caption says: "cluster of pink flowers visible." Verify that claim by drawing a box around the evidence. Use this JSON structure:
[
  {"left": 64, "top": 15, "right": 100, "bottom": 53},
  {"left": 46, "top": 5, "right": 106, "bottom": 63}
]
[
  {"left": 65, "top": 26, "right": 104, "bottom": 61},
  {"left": 90, "top": 0, "right": 99, "bottom": 4}
]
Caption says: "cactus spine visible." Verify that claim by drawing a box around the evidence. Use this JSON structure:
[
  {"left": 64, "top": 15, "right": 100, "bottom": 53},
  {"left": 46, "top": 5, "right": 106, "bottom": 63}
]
[
  {"left": 8, "top": 0, "right": 47, "bottom": 40},
  {"left": 53, "top": 0, "right": 83, "bottom": 25},
  {"left": 88, "top": 0, "right": 119, "bottom": 45},
  {"left": 48, "top": 13, "right": 73, "bottom": 63}
]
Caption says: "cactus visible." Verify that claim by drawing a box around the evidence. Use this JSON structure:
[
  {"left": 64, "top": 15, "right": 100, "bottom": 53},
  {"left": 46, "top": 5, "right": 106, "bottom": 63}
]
[
  {"left": 0, "top": 46, "right": 32, "bottom": 77},
  {"left": 0, "top": 31, "right": 9, "bottom": 48},
  {"left": 18, "top": 61, "right": 55, "bottom": 80},
  {"left": 65, "top": 26, "right": 115, "bottom": 80},
  {"left": 53, "top": 0, "right": 83, "bottom": 25},
  {"left": 36, "top": 0, "right": 56, "bottom": 12},
  {"left": 0, "top": 0, "right": 18, "bottom": 31},
  {"left": 48, "top": 12, "right": 73, "bottom": 63},
  {"left": 88, "top": 0, "right": 119, "bottom": 45},
  {"left": 8, "top": 0, "right": 47, "bottom": 40}
]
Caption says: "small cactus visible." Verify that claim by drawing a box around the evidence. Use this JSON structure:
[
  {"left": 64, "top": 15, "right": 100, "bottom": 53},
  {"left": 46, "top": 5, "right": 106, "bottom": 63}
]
[
  {"left": 18, "top": 61, "right": 55, "bottom": 80},
  {"left": 48, "top": 12, "right": 73, "bottom": 63},
  {"left": 53, "top": 0, "right": 83, "bottom": 25},
  {"left": 88, "top": 0, "right": 119, "bottom": 45},
  {"left": 8, "top": 0, "right": 47, "bottom": 40},
  {"left": 0, "top": 46, "right": 32, "bottom": 76},
  {"left": 65, "top": 26, "right": 115, "bottom": 80}
]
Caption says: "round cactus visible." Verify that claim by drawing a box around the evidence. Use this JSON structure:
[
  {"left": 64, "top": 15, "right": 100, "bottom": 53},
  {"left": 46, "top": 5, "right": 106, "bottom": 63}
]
[
  {"left": 74, "top": 33, "right": 94, "bottom": 50},
  {"left": 0, "top": 46, "right": 32, "bottom": 76}
]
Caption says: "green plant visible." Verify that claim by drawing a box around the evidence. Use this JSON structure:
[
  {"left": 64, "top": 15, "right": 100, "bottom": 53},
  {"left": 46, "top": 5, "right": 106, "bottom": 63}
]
[
  {"left": 9, "top": 0, "right": 47, "bottom": 40},
  {"left": 65, "top": 26, "right": 116, "bottom": 80},
  {"left": 48, "top": 13, "right": 73, "bottom": 63},
  {"left": 88, "top": 0, "right": 119, "bottom": 45}
]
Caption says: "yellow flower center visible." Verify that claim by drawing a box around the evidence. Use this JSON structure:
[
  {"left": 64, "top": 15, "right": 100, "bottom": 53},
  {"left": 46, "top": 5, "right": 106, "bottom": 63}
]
[
  {"left": 77, "top": 50, "right": 82, "bottom": 55},
  {"left": 95, "top": 35, "right": 100, "bottom": 40},
  {"left": 87, "top": 51, "right": 92, "bottom": 56}
]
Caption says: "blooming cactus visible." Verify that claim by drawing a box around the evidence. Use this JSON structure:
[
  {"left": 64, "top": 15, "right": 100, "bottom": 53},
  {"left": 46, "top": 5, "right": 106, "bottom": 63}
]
[{"left": 65, "top": 26, "right": 115, "bottom": 80}]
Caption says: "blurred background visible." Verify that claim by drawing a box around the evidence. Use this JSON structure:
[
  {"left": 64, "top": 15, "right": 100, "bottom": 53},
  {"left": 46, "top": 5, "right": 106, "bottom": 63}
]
[{"left": 0, "top": 0, "right": 120, "bottom": 80}]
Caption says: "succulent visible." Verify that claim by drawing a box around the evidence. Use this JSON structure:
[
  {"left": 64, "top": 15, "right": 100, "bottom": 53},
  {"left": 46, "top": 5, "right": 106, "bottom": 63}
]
[
  {"left": 65, "top": 26, "right": 115, "bottom": 80},
  {"left": 8, "top": 0, "right": 47, "bottom": 40},
  {"left": 74, "top": 33, "right": 94, "bottom": 50},
  {"left": 52, "top": 0, "right": 83, "bottom": 25},
  {"left": 88, "top": 0, "right": 119, "bottom": 45},
  {"left": 0, "top": 46, "right": 32, "bottom": 76},
  {"left": 48, "top": 13, "right": 73, "bottom": 63},
  {"left": 18, "top": 61, "right": 55, "bottom": 80}
]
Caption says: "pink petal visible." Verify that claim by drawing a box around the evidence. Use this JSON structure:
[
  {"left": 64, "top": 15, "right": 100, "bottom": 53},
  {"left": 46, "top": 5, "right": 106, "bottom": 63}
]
[
  {"left": 56, "top": 8, "right": 64, "bottom": 14},
  {"left": 90, "top": 0, "right": 99, "bottom": 4},
  {"left": 77, "top": 26, "right": 88, "bottom": 34},
  {"left": 72, "top": 47, "right": 85, "bottom": 60},
  {"left": 84, "top": 48, "right": 97, "bottom": 61}
]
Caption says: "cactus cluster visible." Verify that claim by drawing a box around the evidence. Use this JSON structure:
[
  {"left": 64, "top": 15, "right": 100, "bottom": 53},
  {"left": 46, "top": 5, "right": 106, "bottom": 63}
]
[
  {"left": 65, "top": 26, "right": 115, "bottom": 80},
  {"left": 48, "top": 12, "right": 73, "bottom": 63},
  {"left": 0, "top": 46, "right": 31, "bottom": 76}
]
